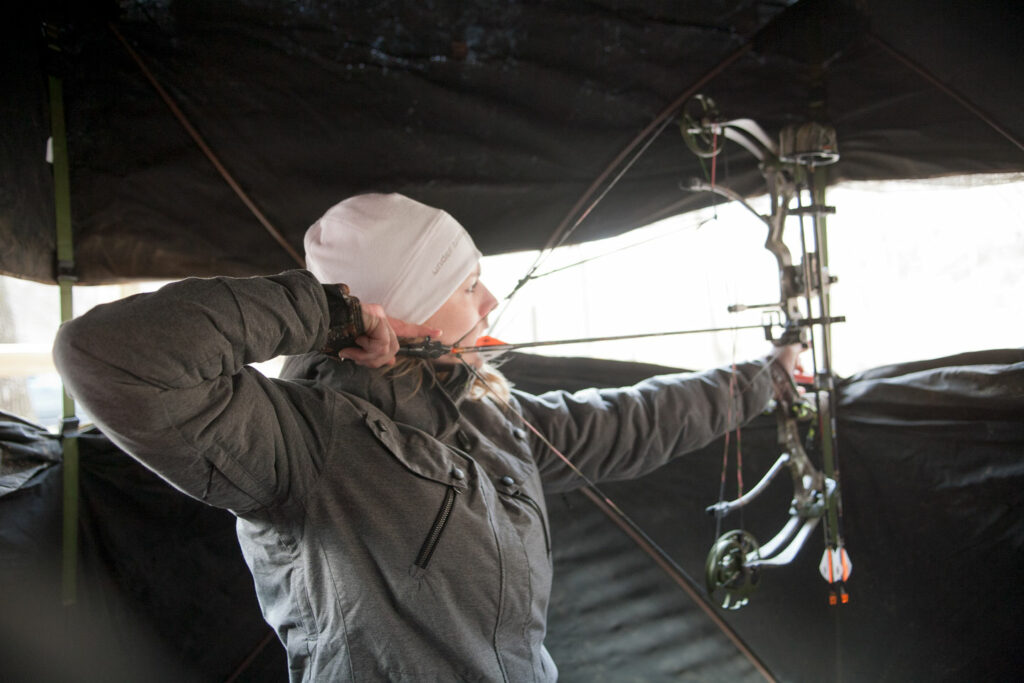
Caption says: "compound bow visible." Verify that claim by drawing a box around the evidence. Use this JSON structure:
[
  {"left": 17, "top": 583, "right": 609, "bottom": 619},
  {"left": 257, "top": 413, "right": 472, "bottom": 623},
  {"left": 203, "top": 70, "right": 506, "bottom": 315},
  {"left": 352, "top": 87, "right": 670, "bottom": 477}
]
[{"left": 681, "top": 97, "right": 851, "bottom": 609}]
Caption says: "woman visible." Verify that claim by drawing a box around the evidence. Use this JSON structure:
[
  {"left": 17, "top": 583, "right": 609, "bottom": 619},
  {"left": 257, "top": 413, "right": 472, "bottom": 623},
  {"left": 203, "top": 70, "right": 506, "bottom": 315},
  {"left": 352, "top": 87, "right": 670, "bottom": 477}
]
[{"left": 55, "top": 193, "right": 799, "bottom": 682}]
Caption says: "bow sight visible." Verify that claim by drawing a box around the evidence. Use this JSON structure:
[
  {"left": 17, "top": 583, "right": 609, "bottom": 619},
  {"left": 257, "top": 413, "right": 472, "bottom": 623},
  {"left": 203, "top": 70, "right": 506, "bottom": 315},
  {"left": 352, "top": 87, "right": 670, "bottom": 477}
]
[{"left": 683, "top": 96, "right": 852, "bottom": 609}]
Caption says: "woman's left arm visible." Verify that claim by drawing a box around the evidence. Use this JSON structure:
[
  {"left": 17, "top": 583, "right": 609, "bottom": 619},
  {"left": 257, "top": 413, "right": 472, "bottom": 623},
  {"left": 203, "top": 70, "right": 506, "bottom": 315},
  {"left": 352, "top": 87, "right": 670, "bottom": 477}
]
[{"left": 517, "top": 360, "right": 777, "bottom": 493}]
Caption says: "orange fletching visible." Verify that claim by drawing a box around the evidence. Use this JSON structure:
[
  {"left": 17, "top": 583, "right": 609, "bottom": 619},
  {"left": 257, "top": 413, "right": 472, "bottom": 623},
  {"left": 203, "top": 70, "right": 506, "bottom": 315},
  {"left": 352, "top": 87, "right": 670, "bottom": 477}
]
[{"left": 474, "top": 336, "right": 508, "bottom": 347}]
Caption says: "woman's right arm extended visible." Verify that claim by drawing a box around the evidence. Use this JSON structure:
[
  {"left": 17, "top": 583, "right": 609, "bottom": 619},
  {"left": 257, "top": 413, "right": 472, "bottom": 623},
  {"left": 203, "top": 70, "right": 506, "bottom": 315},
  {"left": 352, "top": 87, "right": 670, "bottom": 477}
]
[{"left": 53, "top": 270, "right": 341, "bottom": 513}]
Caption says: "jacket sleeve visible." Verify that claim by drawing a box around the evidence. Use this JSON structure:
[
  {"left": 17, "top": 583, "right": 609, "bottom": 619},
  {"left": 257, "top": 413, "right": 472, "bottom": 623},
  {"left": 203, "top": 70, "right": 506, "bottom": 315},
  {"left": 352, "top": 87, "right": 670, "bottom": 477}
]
[
  {"left": 53, "top": 270, "right": 336, "bottom": 513},
  {"left": 514, "top": 362, "right": 774, "bottom": 493}
]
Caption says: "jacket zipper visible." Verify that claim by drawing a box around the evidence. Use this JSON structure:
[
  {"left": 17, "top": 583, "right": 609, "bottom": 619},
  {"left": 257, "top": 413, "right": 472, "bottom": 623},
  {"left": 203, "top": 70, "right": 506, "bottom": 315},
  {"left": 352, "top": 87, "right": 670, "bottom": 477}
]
[
  {"left": 510, "top": 490, "right": 551, "bottom": 556},
  {"left": 415, "top": 486, "right": 458, "bottom": 569}
]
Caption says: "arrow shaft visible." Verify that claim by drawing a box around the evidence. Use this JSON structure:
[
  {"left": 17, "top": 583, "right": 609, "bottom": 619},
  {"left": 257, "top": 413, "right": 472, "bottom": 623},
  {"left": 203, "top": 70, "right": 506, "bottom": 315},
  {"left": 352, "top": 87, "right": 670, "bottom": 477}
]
[{"left": 454, "top": 323, "right": 767, "bottom": 355}]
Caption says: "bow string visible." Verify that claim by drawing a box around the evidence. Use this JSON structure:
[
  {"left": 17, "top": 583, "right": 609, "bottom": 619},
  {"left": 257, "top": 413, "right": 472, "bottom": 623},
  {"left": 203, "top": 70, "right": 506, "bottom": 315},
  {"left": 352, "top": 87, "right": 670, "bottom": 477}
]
[{"left": 400, "top": 93, "right": 853, "bottom": 683}]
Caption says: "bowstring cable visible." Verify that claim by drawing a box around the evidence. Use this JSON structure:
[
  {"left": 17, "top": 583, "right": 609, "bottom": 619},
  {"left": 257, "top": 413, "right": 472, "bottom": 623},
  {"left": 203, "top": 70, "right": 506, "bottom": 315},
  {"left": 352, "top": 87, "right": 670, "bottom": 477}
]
[
  {"left": 488, "top": 39, "right": 757, "bottom": 332},
  {"left": 518, "top": 217, "right": 711, "bottom": 286},
  {"left": 443, "top": 30, "right": 800, "bottom": 683},
  {"left": 488, "top": 113, "right": 679, "bottom": 331},
  {"left": 457, "top": 357, "right": 777, "bottom": 683}
]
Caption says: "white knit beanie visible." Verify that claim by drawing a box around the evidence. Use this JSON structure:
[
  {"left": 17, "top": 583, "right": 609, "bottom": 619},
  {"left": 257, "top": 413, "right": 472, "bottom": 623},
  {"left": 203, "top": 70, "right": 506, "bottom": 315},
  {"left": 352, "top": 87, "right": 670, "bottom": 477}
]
[{"left": 304, "top": 193, "right": 482, "bottom": 324}]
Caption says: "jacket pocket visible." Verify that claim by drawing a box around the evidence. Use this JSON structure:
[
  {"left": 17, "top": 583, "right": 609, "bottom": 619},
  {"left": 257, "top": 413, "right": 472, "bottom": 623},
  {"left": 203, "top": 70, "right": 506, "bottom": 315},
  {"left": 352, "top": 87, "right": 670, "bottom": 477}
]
[
  {"left": 501, "top": 489, "right": 551, "bottom": 557},
  {"left": 414, "top": 485, "right": 459, "bottom": 569}
]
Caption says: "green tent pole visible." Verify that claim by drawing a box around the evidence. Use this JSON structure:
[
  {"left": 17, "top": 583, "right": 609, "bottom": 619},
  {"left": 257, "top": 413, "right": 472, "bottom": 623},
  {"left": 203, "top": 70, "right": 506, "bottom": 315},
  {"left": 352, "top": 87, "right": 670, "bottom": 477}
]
[{"left": 47, "top": 63, "right": 79, "bottom": 607}]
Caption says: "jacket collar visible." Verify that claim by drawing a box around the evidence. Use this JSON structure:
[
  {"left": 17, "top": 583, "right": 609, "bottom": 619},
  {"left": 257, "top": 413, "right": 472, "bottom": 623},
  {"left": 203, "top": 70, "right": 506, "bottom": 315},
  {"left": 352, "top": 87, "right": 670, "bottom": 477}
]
[{"left": 279, "top": 353, "right": 470, "bottom": 438}]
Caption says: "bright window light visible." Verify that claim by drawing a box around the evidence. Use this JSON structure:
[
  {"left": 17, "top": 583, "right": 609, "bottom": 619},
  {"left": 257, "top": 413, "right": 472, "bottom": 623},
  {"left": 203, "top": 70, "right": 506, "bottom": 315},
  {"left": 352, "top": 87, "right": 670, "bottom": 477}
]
[
  {"left": 482, "top": 174, "right": 1024, "bottom": 375},
  {"left": 0, "top": 279, "right": 174, "bottom": 431}
]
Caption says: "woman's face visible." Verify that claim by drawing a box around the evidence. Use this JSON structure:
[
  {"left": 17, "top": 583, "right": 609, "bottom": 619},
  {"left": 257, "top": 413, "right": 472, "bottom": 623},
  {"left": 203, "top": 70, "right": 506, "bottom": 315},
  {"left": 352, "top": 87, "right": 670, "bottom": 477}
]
[{"left": 423, "top": 265, "right": 497, "bottom": 365}]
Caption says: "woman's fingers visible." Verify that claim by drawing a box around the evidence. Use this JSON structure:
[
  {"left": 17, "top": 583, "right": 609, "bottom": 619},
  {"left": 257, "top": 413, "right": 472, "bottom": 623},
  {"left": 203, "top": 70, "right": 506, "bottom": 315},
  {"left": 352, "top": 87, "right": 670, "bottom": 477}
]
[{"left": 336, "top": 304, "right": 441, "bottom": 367}]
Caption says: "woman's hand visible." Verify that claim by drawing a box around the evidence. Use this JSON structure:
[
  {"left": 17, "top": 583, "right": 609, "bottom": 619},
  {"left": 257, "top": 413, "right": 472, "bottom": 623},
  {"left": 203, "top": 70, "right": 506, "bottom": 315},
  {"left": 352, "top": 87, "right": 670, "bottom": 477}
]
[
  {"left": 336, "top": 303, "right": 441, "bottom": 368},
  {"left": 765, "top": 341, "right": 806, "bottom": 401},
  {"left": 771, "top": 341, "right": 805, "bottom": 377}
]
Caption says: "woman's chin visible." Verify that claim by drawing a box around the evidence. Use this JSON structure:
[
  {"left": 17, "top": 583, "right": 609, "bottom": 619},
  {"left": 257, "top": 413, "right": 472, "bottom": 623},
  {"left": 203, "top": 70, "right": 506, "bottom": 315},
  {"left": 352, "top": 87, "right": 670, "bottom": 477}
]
[{"left": 455, "top": 352, "right": 485, "bottom": 368}]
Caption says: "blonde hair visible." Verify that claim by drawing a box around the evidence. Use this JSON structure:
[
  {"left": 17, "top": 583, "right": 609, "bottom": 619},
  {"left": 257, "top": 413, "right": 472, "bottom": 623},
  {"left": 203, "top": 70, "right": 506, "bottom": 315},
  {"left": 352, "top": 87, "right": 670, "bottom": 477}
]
[{"left": 384, "top": 357, "right": 512, "bottom": 403}]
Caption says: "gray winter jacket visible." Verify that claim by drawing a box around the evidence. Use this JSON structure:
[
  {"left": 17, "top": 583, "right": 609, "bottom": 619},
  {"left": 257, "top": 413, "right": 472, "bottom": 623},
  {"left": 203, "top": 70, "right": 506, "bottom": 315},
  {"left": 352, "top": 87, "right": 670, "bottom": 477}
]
[{"left": 53, "top": 270, "right": 774, "bottom": 682}]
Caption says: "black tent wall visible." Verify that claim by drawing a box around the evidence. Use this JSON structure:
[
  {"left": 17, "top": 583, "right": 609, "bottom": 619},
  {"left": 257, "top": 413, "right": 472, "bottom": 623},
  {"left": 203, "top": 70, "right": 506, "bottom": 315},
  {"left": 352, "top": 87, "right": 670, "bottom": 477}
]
[{"left": 3, "top": 0, "right": 1022, "bottom": 283}]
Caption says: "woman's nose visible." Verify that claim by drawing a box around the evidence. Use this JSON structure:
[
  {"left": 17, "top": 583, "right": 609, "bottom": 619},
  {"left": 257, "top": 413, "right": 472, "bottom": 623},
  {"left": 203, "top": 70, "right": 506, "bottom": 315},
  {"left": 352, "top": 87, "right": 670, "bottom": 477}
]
[{"left": 479, "top": 284, "right": 498, "bottom": 316}]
